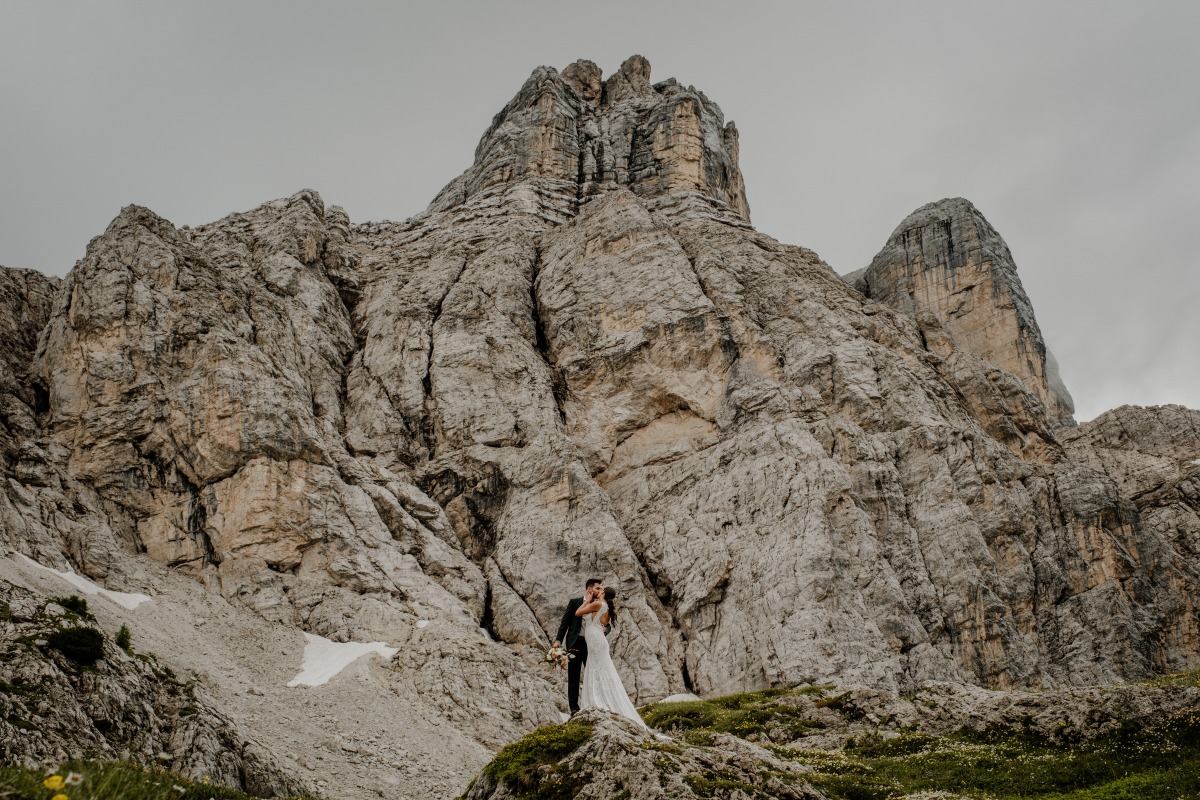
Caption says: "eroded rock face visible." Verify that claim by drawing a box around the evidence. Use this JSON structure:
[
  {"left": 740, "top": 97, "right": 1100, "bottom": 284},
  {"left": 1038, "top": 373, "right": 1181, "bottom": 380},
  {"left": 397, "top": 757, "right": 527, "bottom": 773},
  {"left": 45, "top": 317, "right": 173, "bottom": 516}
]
[
  {"left": 0, "top": 266, "right": 58, "bottom": 490},
  {"left": 0, "top": 57, "right": 1198, "bottom": 795},
  {"left": 1062, "top": 405, "right": 1200, "bottom": 669},
  {"left": 26, "top": 192, "right": 566, "bottom": 749},
  {"left": 0, "top": 581, "right": 308, "bottom": 797},
  {"left": 431, "top": 55, "right": 750, "bottom": 221},
  {"left": 1063, "top": 404, "right": 1200, "bottom": 498},
  {"left": 1, "top": 265, "right": 132, "bottom": 583},
  {"left": 852, "top": 198, "right": 1076, "bottom": 427}
]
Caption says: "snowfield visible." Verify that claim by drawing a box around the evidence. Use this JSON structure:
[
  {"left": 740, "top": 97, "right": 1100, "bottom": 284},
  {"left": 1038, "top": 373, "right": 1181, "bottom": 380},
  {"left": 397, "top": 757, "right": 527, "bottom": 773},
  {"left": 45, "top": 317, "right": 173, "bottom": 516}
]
[{"left": 287, "top": 633, "right": 398, "bottom": 687}]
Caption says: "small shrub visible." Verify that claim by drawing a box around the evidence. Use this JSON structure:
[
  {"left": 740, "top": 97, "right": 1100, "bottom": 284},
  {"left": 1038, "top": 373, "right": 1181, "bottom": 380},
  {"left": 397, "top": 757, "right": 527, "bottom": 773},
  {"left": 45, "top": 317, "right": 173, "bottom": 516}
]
[
  {"left": 53, "top": 595, "right": 92, "bottom": 618},
  {"left": 115, "top": 624, "right": 132, "bottom": 652},
  {"left": 47, "top": 626, "right": 105, "bottom": 666}
]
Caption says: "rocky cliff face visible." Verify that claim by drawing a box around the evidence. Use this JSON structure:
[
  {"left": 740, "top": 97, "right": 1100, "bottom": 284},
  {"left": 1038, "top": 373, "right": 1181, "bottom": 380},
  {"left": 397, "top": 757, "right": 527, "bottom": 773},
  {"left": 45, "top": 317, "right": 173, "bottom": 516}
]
[
  {"left": 0, "top": 580, "right": 308, "bottom": 796},
  {"left": 0, "top": 266, "right": 57, "bottom": 492},
  {"left": 2, "top": 55, "right": 1198, "bottom": 800},
  {"left": 1061, "top": 405, "right": 1200, "bottom": 667},
  {"left": 431, "top": 54, "right": 749, "bottom": 220},
  {"left": 850, "top": 198, "right": 1076, "bottom": 427}
]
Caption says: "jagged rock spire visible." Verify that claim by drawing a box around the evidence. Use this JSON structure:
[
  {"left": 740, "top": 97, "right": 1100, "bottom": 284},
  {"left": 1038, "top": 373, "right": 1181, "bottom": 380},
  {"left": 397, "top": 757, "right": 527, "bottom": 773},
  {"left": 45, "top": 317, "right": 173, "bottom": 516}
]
[{"left": 430, "top": 55, "right": 750, "bottom": 221}]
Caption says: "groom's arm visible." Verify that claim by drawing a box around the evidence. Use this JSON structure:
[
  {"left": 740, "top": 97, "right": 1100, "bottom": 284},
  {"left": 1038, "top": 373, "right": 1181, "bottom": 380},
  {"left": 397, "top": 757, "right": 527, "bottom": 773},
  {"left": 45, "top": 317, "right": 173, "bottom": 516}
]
[{"left": 554, "top": 599, "right": 577, "bottom": 644}]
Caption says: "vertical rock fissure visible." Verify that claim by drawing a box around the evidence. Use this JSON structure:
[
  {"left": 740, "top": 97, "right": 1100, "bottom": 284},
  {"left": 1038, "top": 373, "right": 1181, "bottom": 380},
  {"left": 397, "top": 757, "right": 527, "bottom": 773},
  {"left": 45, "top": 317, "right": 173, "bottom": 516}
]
[
  {"left": 421, "top": 258, "right": 469, "bottom": 457},
  {"left": 528, "top": 244, "right": 568, "bottom": 425},
  {"left": 575, "top": 113, "right": 590, "bottom": 203},
  {"left": 480, "top": 581, "right": 498, "bottom": 642}
]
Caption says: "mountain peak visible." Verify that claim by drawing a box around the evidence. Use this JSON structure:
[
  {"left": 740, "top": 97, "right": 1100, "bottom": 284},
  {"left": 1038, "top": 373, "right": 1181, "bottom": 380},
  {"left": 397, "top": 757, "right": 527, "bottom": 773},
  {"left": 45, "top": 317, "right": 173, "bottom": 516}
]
[
  {"left": 430, "top": 56, "right": 749, "bottom": 221},
  {"left": 855, "top": 197, "right": 1076, "bottom": 427}
]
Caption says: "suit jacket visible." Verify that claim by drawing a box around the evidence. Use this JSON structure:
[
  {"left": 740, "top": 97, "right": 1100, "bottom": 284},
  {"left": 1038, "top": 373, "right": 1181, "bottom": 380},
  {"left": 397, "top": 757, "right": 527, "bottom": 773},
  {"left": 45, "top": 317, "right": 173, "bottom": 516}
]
[{"left": 555, "top": 597, "right": 610, "bottom": 647}]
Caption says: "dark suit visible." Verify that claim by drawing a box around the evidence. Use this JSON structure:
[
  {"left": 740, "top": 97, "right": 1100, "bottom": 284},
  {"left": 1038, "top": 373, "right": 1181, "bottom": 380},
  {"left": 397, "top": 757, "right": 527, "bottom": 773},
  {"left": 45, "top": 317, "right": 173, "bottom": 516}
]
[
  {"left": 555, "top": 596, "right": 613, "bottom": 714},
  {"left": 555, "top": 597, "right": 588, "bottom": 714}
]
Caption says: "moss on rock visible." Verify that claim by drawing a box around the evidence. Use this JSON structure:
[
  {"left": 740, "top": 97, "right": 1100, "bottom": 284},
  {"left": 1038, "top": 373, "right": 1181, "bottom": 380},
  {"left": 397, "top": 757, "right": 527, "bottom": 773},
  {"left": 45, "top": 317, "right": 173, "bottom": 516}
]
[
  {"left": 480, "top": 719, "right": 593, "bottom": 799},
  {"left": 640, "top": 688, "right": 822, "bottom": 744}
]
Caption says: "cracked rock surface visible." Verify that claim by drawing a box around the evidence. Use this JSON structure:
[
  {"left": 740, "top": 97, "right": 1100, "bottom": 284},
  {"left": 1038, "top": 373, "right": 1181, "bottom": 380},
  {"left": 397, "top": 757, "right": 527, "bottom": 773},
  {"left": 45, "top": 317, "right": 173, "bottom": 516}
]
[{"left": 1, "top": 55, "right": 1198, "bottom": 799}]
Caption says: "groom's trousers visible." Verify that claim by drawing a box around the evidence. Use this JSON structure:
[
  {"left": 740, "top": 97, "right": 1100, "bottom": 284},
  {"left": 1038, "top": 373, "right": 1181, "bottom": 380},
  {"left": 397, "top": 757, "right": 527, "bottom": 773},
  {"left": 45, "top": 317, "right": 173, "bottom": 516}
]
[{"left": 567, "top": 637, "right": 588, "bottom": 714}]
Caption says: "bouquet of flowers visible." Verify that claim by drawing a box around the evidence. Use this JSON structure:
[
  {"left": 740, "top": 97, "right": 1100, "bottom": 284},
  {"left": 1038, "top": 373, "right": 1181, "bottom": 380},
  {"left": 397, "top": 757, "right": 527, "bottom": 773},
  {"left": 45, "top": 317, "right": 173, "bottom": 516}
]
[{"left": 544, "top": 644, "right": 573, "bottom": 670}]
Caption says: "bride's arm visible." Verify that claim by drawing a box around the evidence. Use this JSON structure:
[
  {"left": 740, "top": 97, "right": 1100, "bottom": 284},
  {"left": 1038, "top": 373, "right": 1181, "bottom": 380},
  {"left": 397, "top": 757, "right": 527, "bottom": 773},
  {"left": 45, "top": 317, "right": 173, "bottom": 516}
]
[{"left": 575, "top": 599, "right": 602, "bottom": 616}]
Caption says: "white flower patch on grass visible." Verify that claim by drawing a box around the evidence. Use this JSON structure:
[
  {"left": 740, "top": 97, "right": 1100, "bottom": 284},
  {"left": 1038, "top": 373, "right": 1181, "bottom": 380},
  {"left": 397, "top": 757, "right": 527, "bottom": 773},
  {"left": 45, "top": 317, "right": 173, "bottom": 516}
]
[
  {"left": 17, "top": 554, "right": 152, "bottom": 609},
  {"left": 287, "top": 632, "right": 398, "bottom": 687}
]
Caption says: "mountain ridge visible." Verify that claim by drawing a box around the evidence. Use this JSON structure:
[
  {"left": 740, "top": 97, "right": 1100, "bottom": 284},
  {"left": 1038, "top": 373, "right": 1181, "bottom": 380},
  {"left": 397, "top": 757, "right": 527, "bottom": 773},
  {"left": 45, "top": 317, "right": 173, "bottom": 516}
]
[{"left": 2, "top": 56, "right": 1198, "bottom": 799}]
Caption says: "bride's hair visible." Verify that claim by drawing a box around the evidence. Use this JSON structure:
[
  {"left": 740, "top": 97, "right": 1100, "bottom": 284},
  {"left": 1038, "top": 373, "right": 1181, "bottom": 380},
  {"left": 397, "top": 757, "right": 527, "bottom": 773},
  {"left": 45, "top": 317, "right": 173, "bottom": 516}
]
[{"left": 604, "top": 587, "right": 618, "bottom": 627}]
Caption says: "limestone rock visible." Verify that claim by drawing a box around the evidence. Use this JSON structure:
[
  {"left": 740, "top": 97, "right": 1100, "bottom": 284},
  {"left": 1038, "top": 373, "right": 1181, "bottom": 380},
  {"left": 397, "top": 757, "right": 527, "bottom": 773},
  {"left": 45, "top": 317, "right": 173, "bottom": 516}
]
[
  {"left": 776, "top": 679, "right": 1200, "bottom": 750},
  {"left": 0, "top": 266, "right": 58, "bottom": 484},
  {"left": 1, "top": 265, "right": 133, "bottom": 585},
  {"left": 465, "top": 680, "right": 1200, "bottom": 799},
  {"left": 430, "top": 55, "right": 750, "bottom": 221},
  {"left": 462, "top": 709, "right": 825, "bottom": 800},
  {"left": 0, "top": 56, "right": 1198, "bottom": 797},
  {"left": 1062, "top": 405, "right": 1200, "bottom": 669},
  {"left": 853, "top": 198, "right": 1076, "bottom": 427},
  {"left": 1063, "top": 404, "right": 1200, "bottom": 498},
  {"left": 25, "top": 191, "right": 566, "bottom": 749},
  {"left": 0, "top": 580, "right": 309, "bottom": 797},
  {"left": 0, "top": 266, "right": 58, "bottom": 413}
]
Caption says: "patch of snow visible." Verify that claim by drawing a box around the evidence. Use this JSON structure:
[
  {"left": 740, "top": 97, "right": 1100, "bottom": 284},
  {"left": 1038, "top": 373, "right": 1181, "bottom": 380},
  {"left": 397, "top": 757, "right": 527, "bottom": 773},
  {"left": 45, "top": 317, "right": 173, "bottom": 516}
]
[
  {"left": 416, "top": 620, "right": 430, "bottom": 629},
  {"left": 287, "top": 632, "right": 398, "bottom": 687},
  {"left": 1192, "top": 459, "right": 1200, "bottom": 465},
  {"left": 659, "top": 693, "right": 702, "bottom": 704},
  {"left": 17, "top": 554, "right": 152, "bottom": 609}
]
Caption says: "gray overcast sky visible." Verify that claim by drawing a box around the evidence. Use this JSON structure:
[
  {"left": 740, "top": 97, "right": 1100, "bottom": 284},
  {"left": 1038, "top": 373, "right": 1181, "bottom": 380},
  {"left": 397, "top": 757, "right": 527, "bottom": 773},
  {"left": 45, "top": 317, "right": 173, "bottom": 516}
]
[{"left": 1, "top": 1, "right": 1196, "bottom": 422}]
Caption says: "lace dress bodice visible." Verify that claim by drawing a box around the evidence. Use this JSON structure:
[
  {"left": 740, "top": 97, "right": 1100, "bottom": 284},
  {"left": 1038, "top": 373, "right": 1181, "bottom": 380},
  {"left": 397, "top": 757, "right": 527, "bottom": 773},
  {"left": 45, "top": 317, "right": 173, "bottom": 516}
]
[{"left": 585, "top": 602, "right": 608, "bottom": 628}]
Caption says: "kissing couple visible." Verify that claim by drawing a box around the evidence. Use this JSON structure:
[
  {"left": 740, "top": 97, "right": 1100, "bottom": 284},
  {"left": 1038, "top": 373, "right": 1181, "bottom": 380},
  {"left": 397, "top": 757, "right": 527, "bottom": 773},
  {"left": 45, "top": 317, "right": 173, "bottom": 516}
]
[{"left": 553, "top": 578, "right": 647, "bottom": 729}]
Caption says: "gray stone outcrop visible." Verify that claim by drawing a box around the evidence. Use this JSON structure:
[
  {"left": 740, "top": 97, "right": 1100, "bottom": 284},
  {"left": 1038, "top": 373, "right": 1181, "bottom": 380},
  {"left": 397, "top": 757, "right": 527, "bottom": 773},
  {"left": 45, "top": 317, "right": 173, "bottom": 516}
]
[
  {"left": 0, "top": 580, "right": 308, "bottom": 796},
  {"left": 852, "top": 198, "right": 1076, "bottom": 427},
  {"left": 0, "top": 56, "right": 1197, "bottom": 798}
]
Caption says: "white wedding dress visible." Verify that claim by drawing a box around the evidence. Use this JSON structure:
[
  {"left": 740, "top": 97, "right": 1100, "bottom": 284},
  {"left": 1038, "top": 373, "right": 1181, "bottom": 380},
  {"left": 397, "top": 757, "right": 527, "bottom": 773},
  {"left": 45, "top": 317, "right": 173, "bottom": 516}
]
[{"left": 580, "top": 602, "right": 647, "bottom": 729}]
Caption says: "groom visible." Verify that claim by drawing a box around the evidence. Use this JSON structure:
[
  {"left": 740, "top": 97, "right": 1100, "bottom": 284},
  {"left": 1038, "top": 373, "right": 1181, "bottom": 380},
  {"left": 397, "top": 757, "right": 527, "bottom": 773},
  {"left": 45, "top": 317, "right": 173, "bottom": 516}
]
[{"left": 553, "top": 577, "right": 604, "bottom": 716}]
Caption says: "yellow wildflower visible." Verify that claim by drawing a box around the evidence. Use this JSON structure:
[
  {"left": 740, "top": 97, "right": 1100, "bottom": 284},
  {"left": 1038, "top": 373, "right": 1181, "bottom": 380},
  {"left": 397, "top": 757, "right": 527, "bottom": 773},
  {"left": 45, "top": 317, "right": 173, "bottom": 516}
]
[
  {"left": 43, "top": 775, "right": 66, "bottom": 790},
  {"left": 52, "top": 794, "right": 69, "bottom": 800}
]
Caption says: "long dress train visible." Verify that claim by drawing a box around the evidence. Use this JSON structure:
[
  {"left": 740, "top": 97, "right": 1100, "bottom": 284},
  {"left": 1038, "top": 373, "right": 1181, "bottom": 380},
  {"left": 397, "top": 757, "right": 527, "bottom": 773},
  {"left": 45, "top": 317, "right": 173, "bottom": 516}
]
[{"left": 580, "top": 602, "right": 647, "bottom": 729}]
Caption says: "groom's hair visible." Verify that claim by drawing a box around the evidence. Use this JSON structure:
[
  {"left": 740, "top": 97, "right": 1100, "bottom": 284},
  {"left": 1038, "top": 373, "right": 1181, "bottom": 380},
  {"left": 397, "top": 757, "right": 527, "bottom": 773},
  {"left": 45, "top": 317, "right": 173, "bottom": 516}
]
[{"left": 585, "top": 578, "right": 603, "bottom": 589}]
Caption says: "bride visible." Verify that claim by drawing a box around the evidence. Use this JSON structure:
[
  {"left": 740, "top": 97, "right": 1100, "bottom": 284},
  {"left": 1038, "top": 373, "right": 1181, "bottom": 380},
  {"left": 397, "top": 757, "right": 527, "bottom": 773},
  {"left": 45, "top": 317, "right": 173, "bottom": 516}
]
[{"left": 575, "top": 584, "right": 647, "bottom": 729}]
